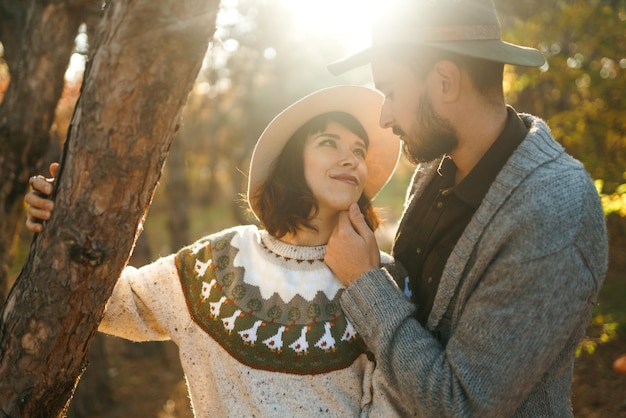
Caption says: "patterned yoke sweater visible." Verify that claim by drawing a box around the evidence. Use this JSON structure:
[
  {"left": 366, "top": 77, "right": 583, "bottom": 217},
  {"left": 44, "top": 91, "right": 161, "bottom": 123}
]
[{"left": 99, "top": 225, "right": 405, "bottom": 417}]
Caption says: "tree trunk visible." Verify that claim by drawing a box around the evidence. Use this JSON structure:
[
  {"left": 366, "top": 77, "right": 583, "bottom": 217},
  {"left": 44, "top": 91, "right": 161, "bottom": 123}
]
[
  {"left": 0, "top": 0, "right": 100, "bottom": 303},
  {"left": 166, "top": 130, "right": 191, "bottom": 251},
  {"left": 65, "top": 334, "right": 112, "bottom": 418},
  {"left": 0, "top": 0, "right": 218, "bottom": 416}
]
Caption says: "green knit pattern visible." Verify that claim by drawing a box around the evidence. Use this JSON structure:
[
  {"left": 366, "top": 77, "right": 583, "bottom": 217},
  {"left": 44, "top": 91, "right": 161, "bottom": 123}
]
[{"left": 175, "top": 230, "right": 369, "bottom": 375}]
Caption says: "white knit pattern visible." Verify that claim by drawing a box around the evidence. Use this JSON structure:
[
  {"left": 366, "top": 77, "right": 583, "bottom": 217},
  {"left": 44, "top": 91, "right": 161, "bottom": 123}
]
[{"left": 232, "top": 226, "right": 344, "bottom": 302}]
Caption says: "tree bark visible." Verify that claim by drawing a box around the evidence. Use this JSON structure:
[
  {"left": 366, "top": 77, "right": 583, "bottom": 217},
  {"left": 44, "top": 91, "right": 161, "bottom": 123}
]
[
  {"left": 165, "top": 130, "right": 191, "bottom": 251},
  {"left": 0, "top": 0, "right": 100, "bottom": 303},
  {"left": 0, "top": 0, "right": 218, "bottom": 416},
  {"left": 65, "top": 334, "right": 112, "bottom": 417}
]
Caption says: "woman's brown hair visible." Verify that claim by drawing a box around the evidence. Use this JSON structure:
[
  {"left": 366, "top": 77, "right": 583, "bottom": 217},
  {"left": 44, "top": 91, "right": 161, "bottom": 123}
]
[{"left": 251, "top": 111, "right": 381, "bottom": 239}]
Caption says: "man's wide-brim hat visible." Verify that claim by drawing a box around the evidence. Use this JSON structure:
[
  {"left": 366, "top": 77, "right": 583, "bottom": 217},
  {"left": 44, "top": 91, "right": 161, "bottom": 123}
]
[
  {"left": 247, "top": 85, "right": 400, "bottom": 218},
  {"left": 328, "top": 0, "right": 546, "bottom": 75}
]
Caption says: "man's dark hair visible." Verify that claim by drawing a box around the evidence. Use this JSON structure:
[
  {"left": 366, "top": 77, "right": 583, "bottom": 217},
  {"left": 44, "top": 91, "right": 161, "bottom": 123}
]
[{"left": 389, "top": 44, "right": 504, "bottom": 97}]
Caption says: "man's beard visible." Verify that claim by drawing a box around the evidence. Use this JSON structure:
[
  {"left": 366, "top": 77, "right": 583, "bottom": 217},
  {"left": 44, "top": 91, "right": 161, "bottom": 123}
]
[{"left": 397, "top": 91, "right": 458, "bottom": 164}]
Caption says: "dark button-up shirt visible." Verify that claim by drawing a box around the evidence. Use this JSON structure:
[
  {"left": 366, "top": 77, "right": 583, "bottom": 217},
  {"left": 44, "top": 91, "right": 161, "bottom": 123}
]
[{"left": 392, "top": 107, "right": 529, "bottom": 326}]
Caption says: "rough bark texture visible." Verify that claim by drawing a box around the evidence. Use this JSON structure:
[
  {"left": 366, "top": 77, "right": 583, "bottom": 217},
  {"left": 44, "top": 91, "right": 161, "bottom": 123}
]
[
  {"left": 165, "top": 132, "right": 191, "bottom": 251},
  {"left": 0, "top": 0, "right": 218, "bottom": 416},
  {"left": 0, "top": 0, "right": 100, "bottom": 303}
]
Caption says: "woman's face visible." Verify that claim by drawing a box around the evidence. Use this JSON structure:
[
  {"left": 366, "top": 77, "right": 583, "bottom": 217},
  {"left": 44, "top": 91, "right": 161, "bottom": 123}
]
[{"left": 303, "top": 121, "right": 368, "bottom": 216}]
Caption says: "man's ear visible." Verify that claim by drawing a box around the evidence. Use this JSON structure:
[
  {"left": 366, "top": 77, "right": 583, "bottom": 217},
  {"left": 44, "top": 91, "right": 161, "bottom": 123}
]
[{"left": 433, "top": 60, "right": 461, "bottom": 102}]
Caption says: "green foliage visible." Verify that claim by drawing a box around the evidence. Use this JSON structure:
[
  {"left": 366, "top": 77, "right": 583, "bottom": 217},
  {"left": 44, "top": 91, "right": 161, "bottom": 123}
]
[
  {"left": 498, "top": 0, "right": 626, "bottom": 360},
  {"left": 596, "top": 178, "right": 626, "bottom": 216},
  {"left": 576, "top": 314, "right": 619, "bottom": 357},
  {"left": 501, "top": 0, "right": 626, "bottom": 190}
]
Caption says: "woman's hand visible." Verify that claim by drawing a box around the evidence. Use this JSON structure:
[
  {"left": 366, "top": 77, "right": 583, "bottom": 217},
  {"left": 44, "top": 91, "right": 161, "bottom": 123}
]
[{"left": 25, "top": 162, "right": 59, "bottom": 233}]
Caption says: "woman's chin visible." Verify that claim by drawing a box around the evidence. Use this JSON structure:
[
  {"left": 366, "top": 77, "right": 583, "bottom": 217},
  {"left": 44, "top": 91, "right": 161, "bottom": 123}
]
[
  {"left": 319, "top": 203, "right": 353, "bottom": 216},
  {"left": 336, "top": 200, "right": 359, "bottom": 212}
]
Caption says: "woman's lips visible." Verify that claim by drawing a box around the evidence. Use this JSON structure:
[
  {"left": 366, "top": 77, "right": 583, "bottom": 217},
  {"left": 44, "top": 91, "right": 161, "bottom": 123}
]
[{"left": 331, "top": 174, "right": 358, "bottom": 186}]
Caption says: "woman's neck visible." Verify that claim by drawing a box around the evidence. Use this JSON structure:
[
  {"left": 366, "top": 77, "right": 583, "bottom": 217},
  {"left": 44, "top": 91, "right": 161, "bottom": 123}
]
[{"left": 279, "top": 211, "right": 338, "bottom": 246}]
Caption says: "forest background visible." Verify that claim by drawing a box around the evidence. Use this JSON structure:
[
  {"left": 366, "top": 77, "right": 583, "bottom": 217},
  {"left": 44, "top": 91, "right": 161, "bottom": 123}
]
[{"left": 1, "top": 0, "right": 625, "bottom": 416}]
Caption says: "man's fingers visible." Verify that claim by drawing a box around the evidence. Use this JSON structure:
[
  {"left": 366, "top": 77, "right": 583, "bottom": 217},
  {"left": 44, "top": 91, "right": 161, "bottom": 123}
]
[
  {"left": 333, "top": 210, "right": 360, "bottom": 238},
  {"left": 336, "top": 210, "right": 351, "bottom": 228},
  {"left": 333, "top": 204, "right": 375, "bottom": 241},
  {"left": 347, "top": 203, "right": 374, "bottom": 239},
  {"left": 325, "top": 205, "right": 381, "bottom": 285}
]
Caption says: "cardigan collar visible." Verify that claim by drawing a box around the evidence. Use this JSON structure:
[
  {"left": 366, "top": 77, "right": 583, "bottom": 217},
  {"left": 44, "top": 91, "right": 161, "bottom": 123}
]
[{"left": 426, "top": 114, "right": 564, "bottom": 329}]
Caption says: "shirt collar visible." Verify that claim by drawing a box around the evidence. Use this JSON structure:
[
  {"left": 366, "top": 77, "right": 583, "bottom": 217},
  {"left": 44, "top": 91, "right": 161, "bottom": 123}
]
[{"left": 452, "top": 106, "right": 529, "bottom": 208}]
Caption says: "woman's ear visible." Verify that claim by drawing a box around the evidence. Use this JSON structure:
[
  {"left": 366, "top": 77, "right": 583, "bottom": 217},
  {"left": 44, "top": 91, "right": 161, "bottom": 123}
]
[{"left": 433, "top": 60, "right": 461, "bottom": 102}]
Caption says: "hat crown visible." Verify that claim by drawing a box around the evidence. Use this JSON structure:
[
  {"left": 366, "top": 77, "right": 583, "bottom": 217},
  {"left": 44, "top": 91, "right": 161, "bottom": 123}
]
[
  {"left": 372, "top": 0, "right": 501, "bottom": 44},
  {"left": 327, "top": 0, "right": 545, "bottom": 77}
]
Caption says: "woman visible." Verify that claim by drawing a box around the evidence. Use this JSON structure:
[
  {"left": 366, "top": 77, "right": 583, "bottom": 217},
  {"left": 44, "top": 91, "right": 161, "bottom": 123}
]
[{"left": 25, "top": 86, "right": 406, "bottom": 416}]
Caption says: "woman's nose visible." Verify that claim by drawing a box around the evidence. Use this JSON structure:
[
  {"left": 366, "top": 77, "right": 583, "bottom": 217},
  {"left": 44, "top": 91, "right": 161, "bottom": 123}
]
[{"left": 339, "top": 149, "right": 358, "bottom": 167}]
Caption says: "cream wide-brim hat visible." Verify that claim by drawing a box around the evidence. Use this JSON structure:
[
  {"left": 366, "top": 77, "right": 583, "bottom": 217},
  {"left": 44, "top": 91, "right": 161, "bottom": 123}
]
[{"left": 247, "top": 85, "right": 401, "bottom": 219}]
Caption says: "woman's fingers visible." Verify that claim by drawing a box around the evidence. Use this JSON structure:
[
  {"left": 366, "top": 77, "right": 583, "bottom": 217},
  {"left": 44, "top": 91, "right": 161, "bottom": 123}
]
[
  {"left": 49, "top": 162, "right": 59, "bottom": 178},
  {"left": 29, "top": 175, "right": 54, "bottom": 195},
  {"left": 25, "top": 163, "right": 58, "bottom": 233},
  {"left": 24, "top": 189, "right": 55, "bottom": 233}
]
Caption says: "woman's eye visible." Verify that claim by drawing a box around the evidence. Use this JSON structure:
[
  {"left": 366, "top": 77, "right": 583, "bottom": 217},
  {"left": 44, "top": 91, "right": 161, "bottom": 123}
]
[
  {"left": 320, "top": 139, "right": 337, "bottom": 147},
  {"left": 353, "top": 148, "right": 367, "bottom": 159}
]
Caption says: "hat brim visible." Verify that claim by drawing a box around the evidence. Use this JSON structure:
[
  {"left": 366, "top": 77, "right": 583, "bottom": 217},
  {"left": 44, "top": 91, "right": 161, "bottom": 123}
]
[
  {"left": 247, "top": 86, "right": 400, "bottom": 218},
  {"left": 328, "top": 40, "right": 546, "bottom": 76}
]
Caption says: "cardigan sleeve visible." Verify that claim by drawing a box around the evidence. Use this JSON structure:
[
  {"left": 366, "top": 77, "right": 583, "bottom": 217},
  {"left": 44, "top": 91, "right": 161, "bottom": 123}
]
[
  {"left": 341, "top": 249, "right": 599, "bottom": 417},
  {"left": 98, "top": 254, "right": 189, "bottom": 343}
]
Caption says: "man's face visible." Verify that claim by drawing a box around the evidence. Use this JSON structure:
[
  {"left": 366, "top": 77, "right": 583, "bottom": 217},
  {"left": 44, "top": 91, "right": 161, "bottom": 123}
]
[{"left": 372, "top": 57, "right": 457, "bottom": 164}]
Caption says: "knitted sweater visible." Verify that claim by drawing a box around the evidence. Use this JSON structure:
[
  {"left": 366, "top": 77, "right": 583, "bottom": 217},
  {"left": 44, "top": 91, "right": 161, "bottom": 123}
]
[
  {"left": 99, "top": 225, "right": 406, "bottom": 417},
  {"left": 340, "top": 114, "right": 608, "bottom": 417}
]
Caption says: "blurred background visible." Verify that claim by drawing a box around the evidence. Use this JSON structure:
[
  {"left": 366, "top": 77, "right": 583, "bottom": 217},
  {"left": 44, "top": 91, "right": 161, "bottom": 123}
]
[{"left": 2, "top": 0, "right": 625, "bottom": 416}]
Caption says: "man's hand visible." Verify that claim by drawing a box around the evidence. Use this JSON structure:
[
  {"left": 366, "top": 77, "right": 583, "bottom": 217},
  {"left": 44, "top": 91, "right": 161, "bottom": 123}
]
[
  {"left": 324, "top": 202, "right": 381, "bottom": 286},
  {"left": 25, "top": 162, "right": 59, "bottom": 233}
]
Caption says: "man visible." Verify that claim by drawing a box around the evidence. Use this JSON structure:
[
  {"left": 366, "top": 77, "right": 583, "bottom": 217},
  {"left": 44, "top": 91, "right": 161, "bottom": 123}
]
[{"left": 324, "top": 0, "right": 608, "bottom": 416}]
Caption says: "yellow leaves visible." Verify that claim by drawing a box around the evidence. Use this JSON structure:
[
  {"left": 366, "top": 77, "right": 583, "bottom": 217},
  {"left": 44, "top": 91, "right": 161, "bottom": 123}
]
[
  {"left": 576, "top": 340, "right": 595, "bottom": 357},
  {"left": 596, "top": 178, "right": 626, "bottom": 217},
  {"left": 576, "top": 314, "right": 619, "bottom": 357}
]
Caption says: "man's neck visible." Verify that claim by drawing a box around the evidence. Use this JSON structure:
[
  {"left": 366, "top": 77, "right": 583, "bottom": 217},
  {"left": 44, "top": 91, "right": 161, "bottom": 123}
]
[{"left": 450, "top": 105, "right": 508, "bottom": 185}]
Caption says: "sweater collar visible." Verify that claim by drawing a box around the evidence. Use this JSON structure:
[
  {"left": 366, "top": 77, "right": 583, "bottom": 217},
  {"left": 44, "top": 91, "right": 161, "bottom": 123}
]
[{"left": 260, "top": 230, "right": 326, "bottom": 263}]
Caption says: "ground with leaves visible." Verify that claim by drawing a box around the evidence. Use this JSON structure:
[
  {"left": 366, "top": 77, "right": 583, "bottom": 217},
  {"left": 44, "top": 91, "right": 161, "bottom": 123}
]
[{"left": 573, "top": 332, "right": 626, "bottom": 417}]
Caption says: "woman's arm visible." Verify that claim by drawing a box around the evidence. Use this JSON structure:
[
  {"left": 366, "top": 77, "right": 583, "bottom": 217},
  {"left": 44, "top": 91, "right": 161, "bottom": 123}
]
[{"left": 99, "top": 255, "right": 188, "bottom": 343}]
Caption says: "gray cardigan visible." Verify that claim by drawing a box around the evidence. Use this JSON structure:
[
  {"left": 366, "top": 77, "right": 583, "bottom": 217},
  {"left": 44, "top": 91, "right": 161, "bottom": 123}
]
[{"left": 340, "top": 114, "right": 608, "bottom": 417}]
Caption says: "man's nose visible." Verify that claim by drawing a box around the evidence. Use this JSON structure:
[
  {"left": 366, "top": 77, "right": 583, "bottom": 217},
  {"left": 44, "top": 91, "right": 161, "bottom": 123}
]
[{"left": 379, "top": 102, "right": 394, "bottom": 129}]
